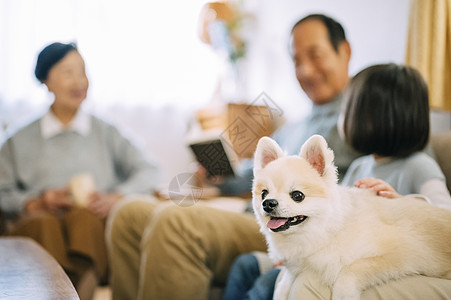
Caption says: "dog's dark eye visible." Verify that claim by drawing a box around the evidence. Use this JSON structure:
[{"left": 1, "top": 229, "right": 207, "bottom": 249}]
[
  {"left": 261, "top": 189, "right": 269, "bottom": 200},
  {"left": 290, "top": 190, "right": 305, "bottom": 202}
]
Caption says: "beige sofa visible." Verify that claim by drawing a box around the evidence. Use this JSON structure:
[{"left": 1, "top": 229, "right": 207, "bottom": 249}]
[{"left": 430, "top": 131, "right": 451, "bottom": 192}]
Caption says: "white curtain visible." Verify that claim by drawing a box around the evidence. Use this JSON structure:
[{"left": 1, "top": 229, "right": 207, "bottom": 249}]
[{"left": 0, "top": 0, "right": 220, "bottom": 127}]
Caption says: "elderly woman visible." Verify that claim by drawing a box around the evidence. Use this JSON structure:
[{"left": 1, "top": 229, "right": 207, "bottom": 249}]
[{"left": 0, "top": 42, "right": 160, "bottom": 299}]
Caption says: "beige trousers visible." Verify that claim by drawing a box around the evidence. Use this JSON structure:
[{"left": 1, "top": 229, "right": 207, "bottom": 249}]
[{"left": 107, "top": 199, "right": 267, "bottom": 300}]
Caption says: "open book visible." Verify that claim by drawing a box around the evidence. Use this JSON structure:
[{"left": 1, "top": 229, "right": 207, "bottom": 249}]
[
  {"left": 187, "top": 129, "right": 239, "bottom": 178},
  {"left": 188, "top": 100, "right": 280, "bottom": 178}
]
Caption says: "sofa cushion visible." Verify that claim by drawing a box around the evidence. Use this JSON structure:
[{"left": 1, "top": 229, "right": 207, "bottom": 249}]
[{"left": 430, "top": 131, "right": 451, "bottom": 192}]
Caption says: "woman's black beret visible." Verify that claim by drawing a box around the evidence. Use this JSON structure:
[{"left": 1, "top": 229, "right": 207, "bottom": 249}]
[{"left": 35, "top": 42, "right": 77, "bottom": 82}]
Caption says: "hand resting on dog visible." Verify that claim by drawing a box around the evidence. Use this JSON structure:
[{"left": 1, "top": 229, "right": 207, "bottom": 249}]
[{"left": 354, "top": 177, "right": 401, "bottom": 198}]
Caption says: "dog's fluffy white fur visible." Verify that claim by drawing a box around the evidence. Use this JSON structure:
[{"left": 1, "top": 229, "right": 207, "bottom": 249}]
[{"left": 252, "top": 135, "right": 451, "bottom": 300}]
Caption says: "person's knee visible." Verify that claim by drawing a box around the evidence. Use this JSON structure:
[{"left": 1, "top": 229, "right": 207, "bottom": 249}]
[
  {"left": 108, "top": 199, "right": 155, "bottom": 243},
  {"left": 111, "top": 201, "right": 134, "bottom": 227},
  {"left": 232, "top": 253, "right": 260, "bottom": 278},
  {"left": 140, "top": 204, "right": 202, "bottom": 250},
  {"left": 152, "top": 204, "right": 197, "bottom": 231},
  {"left": 8, "top": 211, "right": 59, "bottom": 238},
  {"left": 67, "top": 207, "right": 102, "bottom": 227},
  {"left": 235, "top": 253, "right": 259, "bottom": 271},
  {"left": 224, "top": 253, "right": 261, "bottom": 300},
  {"left": 22, "top": 211, "right": 59, "bottom": 229}
]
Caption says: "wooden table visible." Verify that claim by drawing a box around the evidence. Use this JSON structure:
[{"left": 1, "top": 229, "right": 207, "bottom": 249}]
[{"left": 0, "top": 237, "right": 79, "bottom": 299}]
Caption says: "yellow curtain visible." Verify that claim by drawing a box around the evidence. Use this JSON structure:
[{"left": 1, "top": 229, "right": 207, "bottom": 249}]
[{"left": 405, "top": 0, "right": 451, "bottom": 111}]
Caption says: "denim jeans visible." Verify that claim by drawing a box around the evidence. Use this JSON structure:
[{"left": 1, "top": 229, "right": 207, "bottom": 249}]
[{"left": 223, "top": 253, "right": 280, "bottom": 300}]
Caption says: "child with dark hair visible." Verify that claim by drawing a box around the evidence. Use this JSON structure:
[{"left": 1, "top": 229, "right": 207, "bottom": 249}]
[
  {"left": 341, "top": 63, "right": 450, "bottom": 209},
  {"left": 342, "top": 63, "right": 429, "bottom": 158}
]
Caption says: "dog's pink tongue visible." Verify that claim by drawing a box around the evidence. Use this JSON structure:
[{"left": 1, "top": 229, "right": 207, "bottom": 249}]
[{"left": 267, "top": 218, "right": 288, "bottom": 229}]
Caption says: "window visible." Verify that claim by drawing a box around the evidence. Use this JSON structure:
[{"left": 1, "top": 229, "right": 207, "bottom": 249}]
[{"left": 0, "top": 0, "right": 219, "bottom": 119}]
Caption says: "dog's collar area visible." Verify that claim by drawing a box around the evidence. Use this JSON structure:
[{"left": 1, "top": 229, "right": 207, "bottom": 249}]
[{"left": 267, "top": 215, "right": 307, "bottom": 232}]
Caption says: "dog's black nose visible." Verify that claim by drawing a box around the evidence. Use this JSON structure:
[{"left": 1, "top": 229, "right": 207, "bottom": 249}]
[{"left": 262, "top": 199, "right": 278, "bottom": 213}]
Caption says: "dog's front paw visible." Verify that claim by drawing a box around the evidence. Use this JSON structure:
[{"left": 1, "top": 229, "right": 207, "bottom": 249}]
[
  {"left": 332, "top": 275, "right": 360, "bottom": 300},
  {"left": 273, "top": 268, "right": 292, "bottom": 300}
]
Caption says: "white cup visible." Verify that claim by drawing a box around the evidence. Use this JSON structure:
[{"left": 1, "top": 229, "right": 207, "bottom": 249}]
[{"left": 69, "top": 173, "right": 96, "bottom": 207}]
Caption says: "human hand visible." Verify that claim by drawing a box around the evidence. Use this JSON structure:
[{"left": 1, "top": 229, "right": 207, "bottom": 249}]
[
  {"left": 87, "top": 192, "right": 123, "bottom": 219},
  {"left": 273, "top": 261, "right": 284, "bottom": 267},
  {"left": 354, "top": 177, "right": 402, "bottom": 199},
  {"left": 196, "top": 164, "right": 224, "bottom": 186},
  {"left": 26, "top": 187, "right": 73, "bottom": 213}
]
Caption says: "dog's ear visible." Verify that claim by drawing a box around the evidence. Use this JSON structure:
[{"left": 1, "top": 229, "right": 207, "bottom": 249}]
[
  {"left": 254, "top": 137, "right": 284, "bottom": 173},
  {"left": 299, "top": 135, "right": 335, "bottom": 177}
]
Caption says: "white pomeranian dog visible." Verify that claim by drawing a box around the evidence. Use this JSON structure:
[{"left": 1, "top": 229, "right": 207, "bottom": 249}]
[{"left": 252, "top": 135, "right": 451, "bottom": 300}]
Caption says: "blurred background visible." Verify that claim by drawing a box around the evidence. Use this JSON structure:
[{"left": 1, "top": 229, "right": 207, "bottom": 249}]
[{"left": 1, "top": 0, "right": 449, "bottom": 185}]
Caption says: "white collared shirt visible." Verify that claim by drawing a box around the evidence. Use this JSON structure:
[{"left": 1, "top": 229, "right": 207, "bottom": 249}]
[{"left": 41, "top": 109, "right": 91, "bottom": 139}]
